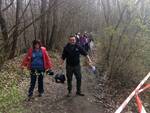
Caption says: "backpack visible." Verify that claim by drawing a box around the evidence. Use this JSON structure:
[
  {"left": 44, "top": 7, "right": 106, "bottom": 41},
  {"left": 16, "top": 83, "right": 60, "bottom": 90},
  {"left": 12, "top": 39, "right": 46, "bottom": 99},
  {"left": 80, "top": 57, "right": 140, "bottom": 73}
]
[{"left": 54, "top": 73, "right": 66, "bottom": 83}]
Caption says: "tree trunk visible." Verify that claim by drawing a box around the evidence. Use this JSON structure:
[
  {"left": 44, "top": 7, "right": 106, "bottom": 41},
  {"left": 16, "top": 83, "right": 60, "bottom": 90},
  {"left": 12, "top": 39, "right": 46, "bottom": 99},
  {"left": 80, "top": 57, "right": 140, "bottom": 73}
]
[
  {"left": 0, "top": 0, "right": 9, "bottom": 67},
  {"left": 9, "top": 0, "right": 21, "bottom": 58},
  {"left": 48, "top": 0, "right": 58, "bottom": 50},
  {"left": 39, "top": 0, "right": 47, "bottom": 46}
]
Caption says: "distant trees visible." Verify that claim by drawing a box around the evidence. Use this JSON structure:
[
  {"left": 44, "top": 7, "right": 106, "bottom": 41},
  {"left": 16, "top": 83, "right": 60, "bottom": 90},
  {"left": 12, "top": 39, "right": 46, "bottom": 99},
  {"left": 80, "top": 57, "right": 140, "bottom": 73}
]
[
  {"left": 97, "top": 0, "right": 150, "bottom": 81},
  {"left": 0, "top": 0, "right": 97, "bottom": 61},
  {"left": 0, "top": 0, "right": 150, "bottom": 80}
]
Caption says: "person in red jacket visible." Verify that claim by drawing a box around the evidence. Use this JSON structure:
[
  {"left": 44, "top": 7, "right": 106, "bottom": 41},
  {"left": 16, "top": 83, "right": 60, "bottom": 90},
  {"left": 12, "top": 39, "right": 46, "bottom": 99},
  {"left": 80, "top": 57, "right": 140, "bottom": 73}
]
[{"left": 21, "top": 40, "right": 52, "bottom": 99}]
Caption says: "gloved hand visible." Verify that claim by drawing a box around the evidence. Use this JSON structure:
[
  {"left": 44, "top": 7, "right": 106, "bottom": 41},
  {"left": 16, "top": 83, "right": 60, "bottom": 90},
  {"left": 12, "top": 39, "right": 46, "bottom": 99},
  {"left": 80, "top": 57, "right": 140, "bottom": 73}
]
[{"left": 46, "top": 70, "right": 54, "bottom": 76}]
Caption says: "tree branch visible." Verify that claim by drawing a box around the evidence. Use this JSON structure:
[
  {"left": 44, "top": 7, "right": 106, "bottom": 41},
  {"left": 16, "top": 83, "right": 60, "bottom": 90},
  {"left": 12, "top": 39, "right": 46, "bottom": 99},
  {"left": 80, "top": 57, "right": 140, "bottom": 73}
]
[{"left": 2, "top": 0, "right": 14, "bottom": 12}]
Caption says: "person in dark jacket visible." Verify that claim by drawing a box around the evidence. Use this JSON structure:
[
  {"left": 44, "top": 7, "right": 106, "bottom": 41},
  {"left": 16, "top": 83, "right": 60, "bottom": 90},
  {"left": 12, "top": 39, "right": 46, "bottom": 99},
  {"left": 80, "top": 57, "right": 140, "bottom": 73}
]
[
  {"left": 60, "top": 36, "right": 92, "bottom": 97},
  {"left": 21, "top": 40, "right": 53, "bottom": 99}
]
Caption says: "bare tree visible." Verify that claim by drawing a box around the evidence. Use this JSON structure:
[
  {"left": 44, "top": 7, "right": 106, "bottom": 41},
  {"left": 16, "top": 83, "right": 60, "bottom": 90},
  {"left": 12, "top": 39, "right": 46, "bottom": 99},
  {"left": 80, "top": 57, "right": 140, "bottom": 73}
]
[
  {"left": 39, "top": 0, "right": 47, "bottom": 45},
  {"left": 9, "top": 0, "right": 21, "bottom": 58},
  {"left": 0, "top": 0, "right": 9, "bottom": 64}
]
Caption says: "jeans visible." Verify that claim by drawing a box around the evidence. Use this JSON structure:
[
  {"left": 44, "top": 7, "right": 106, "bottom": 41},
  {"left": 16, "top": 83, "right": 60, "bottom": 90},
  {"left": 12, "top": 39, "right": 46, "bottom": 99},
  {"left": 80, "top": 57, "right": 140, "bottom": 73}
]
[{"left": 28, "top": 70, "right": 44, "bottom": 97}]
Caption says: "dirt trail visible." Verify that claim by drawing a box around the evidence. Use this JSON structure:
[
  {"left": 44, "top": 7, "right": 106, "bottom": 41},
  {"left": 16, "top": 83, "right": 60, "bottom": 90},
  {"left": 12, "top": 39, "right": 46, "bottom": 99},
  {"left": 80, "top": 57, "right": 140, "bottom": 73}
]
[{"left": 23, "top": 68, "right": 103, "bottom": 113}]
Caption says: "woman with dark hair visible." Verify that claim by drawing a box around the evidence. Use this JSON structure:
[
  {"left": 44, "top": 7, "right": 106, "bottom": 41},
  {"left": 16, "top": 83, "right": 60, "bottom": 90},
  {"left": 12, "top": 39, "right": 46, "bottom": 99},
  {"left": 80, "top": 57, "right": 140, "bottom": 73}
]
[{"left": 21, "top": 40, "right": 53, "bottom": 99}]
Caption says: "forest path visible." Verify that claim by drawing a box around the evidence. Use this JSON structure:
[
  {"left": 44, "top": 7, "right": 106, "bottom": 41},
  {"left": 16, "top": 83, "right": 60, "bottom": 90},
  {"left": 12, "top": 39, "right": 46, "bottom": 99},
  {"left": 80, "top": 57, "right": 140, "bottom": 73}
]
[{"left": 23, "top": 66, "right": 103, "bottom": 113}]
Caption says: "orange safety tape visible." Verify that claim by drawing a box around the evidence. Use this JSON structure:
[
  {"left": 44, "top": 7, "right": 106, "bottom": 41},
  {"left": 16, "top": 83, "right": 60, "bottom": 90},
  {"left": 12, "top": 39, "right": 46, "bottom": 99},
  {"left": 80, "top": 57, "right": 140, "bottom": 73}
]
[
  {"left": 135, "top": 94, "right": 142, "bottom": 113},
  {"left": 138, "top": 84, "right": 150, "bottom": 94},
  {"left": 115, "top": 73, "right": 150, "bottom": 113},
  {"left": 135, "top": 84, "right": 150, "bottom": 113}
]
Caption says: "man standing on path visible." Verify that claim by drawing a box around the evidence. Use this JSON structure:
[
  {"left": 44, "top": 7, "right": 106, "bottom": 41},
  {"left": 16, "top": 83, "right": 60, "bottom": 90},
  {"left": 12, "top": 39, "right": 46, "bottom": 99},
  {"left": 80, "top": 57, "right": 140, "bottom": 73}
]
[{"left": 60, "top": 35, "right": 92, "bottom": 97}]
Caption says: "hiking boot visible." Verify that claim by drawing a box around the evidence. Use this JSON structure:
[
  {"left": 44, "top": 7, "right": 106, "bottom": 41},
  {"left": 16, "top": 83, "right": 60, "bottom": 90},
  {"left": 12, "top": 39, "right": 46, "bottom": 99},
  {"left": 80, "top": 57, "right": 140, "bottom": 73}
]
[
  {"left": 66, "top": 92, "right": 72, "bottom": 97},
  {"left": 76, "top": 92, "right": 85, "bottom": 96},
  {"left": 27, "top": 95, "right": 33, "bottom": 101},
  {"left": 38, "top": 93, "right": 44, "bottom": 97}
]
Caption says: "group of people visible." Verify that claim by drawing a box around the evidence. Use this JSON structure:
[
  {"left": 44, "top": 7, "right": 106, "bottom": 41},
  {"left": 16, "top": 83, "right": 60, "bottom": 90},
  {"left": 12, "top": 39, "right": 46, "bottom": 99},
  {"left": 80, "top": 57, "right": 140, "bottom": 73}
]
[
  {"left": 21, "top": 35, "right": 93, "bottom": 100},
  {"left": 75, "top": 32, "right": 94, "bottom": 53}
]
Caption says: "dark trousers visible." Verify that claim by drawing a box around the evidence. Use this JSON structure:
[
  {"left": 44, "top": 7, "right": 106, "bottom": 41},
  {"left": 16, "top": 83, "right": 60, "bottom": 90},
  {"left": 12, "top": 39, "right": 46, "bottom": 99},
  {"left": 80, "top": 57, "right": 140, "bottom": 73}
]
[
  {"left": 28, "top": 70, "right": 44, "bottom": 97},
  {"left": 85, "top": 43, "right": 90, "bottom": 52},
  {"left": 66, "top": 65, "right": 82, "bottom": 93}
]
